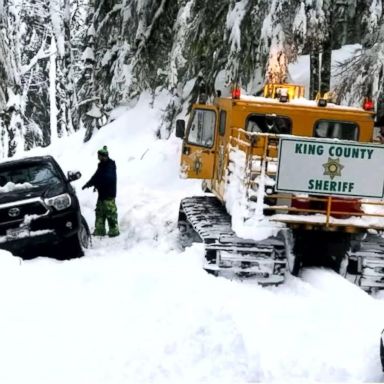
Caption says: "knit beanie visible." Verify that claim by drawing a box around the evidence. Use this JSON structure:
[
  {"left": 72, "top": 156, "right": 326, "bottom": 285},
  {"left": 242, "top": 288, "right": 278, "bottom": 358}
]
[{"left": 98, "top": 146, "right": 109, "bottom": 156}]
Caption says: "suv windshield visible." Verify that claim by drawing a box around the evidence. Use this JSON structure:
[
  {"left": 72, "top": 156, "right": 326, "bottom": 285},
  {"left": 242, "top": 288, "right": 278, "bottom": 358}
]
[{"left": 0, "top": 162, "right": 62, "bottom": 188}]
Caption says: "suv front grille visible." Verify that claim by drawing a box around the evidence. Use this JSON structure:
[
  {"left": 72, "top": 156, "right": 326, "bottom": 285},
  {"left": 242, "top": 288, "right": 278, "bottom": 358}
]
[{"left": 0, "top": 199, "right": 48, "bottom": 226}]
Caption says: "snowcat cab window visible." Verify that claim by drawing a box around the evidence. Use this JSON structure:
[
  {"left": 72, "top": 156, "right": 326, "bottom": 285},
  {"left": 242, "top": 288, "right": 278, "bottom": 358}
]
[
  {"left": 314, "top": 120, "right": 358, "bottom": 141},
  {"left": 187, "top": 109, "right": 216, "bottom": 147},
  {"left": 219, "top": 110, "right": 226, "bottom": 136},
  {"left": 246, "top": 114, "right": 291, "bottom": 134}
]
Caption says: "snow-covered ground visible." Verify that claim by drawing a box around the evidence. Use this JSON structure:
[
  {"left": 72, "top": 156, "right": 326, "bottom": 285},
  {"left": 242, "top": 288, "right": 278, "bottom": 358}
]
[{"left": 0, "top": 45, "right": 384, "bottom": 383}]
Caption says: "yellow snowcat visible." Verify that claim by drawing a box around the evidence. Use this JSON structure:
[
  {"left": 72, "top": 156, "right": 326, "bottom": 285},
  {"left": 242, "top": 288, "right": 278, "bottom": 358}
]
[{"left": 175, "top": 83, "right": 384, "bottom": 291}]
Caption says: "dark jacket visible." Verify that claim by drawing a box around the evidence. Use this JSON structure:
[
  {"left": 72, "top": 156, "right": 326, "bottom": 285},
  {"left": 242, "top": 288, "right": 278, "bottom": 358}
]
[{"left": 84, "top": 158, "right": 117, "bottom": 200}]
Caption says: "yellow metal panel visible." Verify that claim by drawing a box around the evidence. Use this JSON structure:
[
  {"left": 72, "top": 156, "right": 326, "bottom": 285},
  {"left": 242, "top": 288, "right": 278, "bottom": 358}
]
[{"left": 179, "top": 105, "right": 217, "bottom": 180}]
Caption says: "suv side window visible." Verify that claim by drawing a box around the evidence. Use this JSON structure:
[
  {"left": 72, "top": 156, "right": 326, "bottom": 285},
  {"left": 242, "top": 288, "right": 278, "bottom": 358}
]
[
  {"left": 246, "top": 114, "right": 291, "bottom": 134},
  {"left": 314, "top": 120, "right": 359, "bottom": 140},
  {"left": 187, "top": 109, "right": 216, "bottom": 147}
]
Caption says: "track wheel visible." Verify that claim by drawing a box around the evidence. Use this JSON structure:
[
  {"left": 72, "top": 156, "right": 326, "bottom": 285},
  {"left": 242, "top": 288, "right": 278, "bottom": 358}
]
[
  {"left": 287, "top": 250, "right": 302, "bottom": 276},
  {"left": 177, "top": 206, "right": 201, "bottom": 248},
  {"left": 282, "top": 229, "right": 301, "bottom": 276}
]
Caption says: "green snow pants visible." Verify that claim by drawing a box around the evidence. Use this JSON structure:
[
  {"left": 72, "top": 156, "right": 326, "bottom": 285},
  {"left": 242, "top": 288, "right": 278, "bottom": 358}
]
[{"left": 94, "top": 198, "right": 120, "bottom": 237}]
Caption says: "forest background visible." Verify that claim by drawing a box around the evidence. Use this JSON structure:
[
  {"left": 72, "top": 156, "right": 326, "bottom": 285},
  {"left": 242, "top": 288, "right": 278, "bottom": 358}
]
[{"left": 0, "top": 0, "right": 383, "bottom": 156}]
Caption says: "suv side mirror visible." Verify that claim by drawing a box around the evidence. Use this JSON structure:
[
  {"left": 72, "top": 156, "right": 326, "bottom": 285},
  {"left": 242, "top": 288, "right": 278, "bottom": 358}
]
[
  {"left": 68, "top": 171, "right": 82, "bottom": 182},
  {"left": 176, "top": 119, "right": 185, "bottom": 138}
]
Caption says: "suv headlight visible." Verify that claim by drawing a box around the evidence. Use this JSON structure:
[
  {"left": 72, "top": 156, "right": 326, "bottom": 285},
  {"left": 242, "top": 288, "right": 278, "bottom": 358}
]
[{"left": 45, "top": 193, "right": 72, "bottom": 211}]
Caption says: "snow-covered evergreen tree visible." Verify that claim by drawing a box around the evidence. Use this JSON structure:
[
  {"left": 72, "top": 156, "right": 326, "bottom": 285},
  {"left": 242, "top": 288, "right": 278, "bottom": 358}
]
[
  {"left": 0, "top": 0, "right": 28, "bottom": 157},
  {"left": 335, "top": 3, "right": 384, "bottom": 108},
  {"left": 0, "top": 0, "right": 383, "bottom": 149},
  {"left": 49, "top": 0, "right": 75, "bottom": 141},
  {"left": 259, "top": 0, "right": 300, "bottom": 86}
]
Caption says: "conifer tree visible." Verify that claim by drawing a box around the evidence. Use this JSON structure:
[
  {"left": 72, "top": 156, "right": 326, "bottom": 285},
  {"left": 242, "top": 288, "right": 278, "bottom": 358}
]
[{"left": 0, "top": 0, "right": 383, "bottom": 150}]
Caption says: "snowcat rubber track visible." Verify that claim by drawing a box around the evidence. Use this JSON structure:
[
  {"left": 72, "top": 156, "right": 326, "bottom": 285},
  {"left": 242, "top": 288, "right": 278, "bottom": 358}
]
[
  {"left": 179, "top": 196, "right": 287, "bottom": 285},
  {"left": 348, "top": 234, "right": 384, "bottom": 291}
]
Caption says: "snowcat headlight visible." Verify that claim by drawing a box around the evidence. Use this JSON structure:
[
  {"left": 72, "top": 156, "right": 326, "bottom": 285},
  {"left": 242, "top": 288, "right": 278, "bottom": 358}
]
[{"left": 45, "top": 193, "right": 72, "bottom": 211}]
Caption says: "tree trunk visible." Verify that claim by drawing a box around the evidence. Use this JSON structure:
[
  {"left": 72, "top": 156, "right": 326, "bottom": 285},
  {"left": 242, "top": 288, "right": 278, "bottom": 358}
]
[
  {"left": 320, "top": 2, "right": 333, "bottom": 96},
  {"left": 49, "top": 36, "right": 58, "bottom": 145},
  {"left": 320, "top": 41, "right": 332, "bottom": 95},
  {"left": 310, "top": 52, "right": 319, "bottom": 100}
]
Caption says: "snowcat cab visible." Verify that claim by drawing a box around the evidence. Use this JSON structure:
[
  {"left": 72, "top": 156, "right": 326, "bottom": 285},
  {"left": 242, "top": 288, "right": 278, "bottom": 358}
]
[{"left": 176, "top": 82, "right": 384, "bottom": 291}]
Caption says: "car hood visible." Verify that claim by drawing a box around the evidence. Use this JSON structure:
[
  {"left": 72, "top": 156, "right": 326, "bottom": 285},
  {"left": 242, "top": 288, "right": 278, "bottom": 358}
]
[{"left": 0, "top": 183, "right": 66, "bottom": 204}]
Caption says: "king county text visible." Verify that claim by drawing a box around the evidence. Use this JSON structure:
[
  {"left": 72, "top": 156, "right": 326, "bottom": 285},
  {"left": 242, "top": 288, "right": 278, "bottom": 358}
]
[{"left": 295, "top": 143, "right": 374, "bottom": 160}]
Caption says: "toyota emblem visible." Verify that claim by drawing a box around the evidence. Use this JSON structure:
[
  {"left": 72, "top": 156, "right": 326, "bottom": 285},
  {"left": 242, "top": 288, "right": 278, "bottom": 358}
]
[{"left": 8, "top": 208, "right": 20, "bottom": 218}]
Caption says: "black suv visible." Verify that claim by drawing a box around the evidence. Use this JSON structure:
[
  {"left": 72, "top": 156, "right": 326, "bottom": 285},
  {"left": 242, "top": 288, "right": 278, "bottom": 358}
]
[{"left": 0, "top": 155, "right": 90, "bottom": 259}]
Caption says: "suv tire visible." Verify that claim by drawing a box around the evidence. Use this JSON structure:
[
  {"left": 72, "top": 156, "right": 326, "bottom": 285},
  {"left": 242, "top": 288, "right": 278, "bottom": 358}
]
[{"left": 58, "top": 216, "right": 91, "bottom": 259}]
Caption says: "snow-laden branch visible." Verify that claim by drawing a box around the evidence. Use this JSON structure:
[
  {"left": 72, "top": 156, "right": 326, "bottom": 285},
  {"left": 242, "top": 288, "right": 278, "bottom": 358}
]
[
  {"left": 21, "top": 40, "right": 51, "bottom": 75},
  {"left": 96, "top": 4, "right": 123, "bottom": 34},
  {"left": 134, "top": 0, "right": 167, "bottom": 55},
  {"left": 77, "top": 96, "right": 100, "bottom": 107},
  {"left": 226, "top": 0, "right": 249, "bottom": 53}
]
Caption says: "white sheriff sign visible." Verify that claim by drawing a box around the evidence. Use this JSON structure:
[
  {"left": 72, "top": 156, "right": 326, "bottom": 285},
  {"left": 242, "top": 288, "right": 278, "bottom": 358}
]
[{"left": 276, "top": 137, "right": 384, "bottom": 198}]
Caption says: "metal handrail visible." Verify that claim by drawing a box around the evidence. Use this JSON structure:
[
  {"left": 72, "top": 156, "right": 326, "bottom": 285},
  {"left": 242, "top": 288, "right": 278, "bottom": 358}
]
[{"left": 228, "top": 127, "right": 384, "bottom": 230}]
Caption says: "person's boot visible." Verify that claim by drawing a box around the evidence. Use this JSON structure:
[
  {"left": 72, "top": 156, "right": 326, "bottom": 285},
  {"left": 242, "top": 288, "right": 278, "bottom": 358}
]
[{"left": 108, "top": 227, "right": 120, "bottom": 237}]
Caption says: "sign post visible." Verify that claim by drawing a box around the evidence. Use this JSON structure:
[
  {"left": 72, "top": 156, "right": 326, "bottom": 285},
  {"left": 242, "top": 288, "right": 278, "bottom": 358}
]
[{"left": 276, "top": 137, "right": 384, "bottom": 198}]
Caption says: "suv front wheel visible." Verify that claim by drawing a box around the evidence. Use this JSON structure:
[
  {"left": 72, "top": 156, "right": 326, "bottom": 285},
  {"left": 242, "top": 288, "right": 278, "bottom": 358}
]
[
  {"left": 58, "top": 216, "right": 91, "bottom": 259},
  {"left": 79, "top": 216, "right": 91, "bottom": 250}
]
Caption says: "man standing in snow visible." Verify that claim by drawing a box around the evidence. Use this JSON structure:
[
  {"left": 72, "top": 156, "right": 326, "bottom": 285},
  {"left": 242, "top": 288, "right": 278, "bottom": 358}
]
[{"left": 82, "top": 146, "right": 120, "bottom": 237}]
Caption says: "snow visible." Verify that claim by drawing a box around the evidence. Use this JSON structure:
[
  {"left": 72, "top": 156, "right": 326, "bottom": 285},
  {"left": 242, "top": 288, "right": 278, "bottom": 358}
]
[
  {"left": 87, "top": 25, "right": 96, "bottom": 37},
  {"left": 86, "top": 103, "right": 102, "bottom": 118},
  {"left": 5, "top": 87, "right": 22, "bottom": 110},
  {"left": 82, "top": 46, "right": 95, "bottom": 62},
  {"left": 0, "top": 55, "right": 384, "bottom": 384},
  {"left": 0, "top": 229, "right": 53, "bottom": 243},
  {"left": 366, "top": 0, "right": 382, "bottom": 35},
  {"left": 238, "top": 93, "right": 367, "bottom": 111},
  {"left": 226, "top": 0, "right": 248, "bottom": 53},
  {"left": 168, "top": 1, "right": 192, "bottom": 88},
  {"left": 225, "top": 146, "right": 283, "bottom": 241},
  {"left": 49, "top": 0, "right": 65, "bottom": 57},
  {"left": 0, "top": 181, "right": 33, "bottom": 192},
  {"left": 101, "top": 50, "right": 113, "bottom": 67},
  {"left": 293, "top": 1, "right": 306, "bottom": 37}
]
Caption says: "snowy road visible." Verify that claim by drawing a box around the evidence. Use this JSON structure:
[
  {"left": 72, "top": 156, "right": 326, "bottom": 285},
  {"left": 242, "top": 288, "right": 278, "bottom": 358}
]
[{"left": 0, "top": 227, "right": 383, "bottom": 383}]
